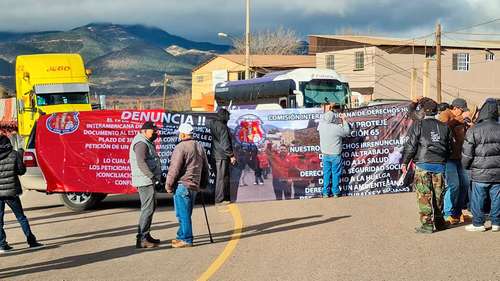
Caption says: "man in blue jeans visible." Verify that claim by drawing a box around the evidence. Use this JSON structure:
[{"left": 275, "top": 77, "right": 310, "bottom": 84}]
[
  {"left": 0, "top": 135, "right": 43, "bottom": 253},
  {"left": 166, "top": 123, "right": 210, "bottom": 247},
  {"left": 462, "top": 99, "right": 500, "bottom": 232},
  {"left": 318, "top": 104, "right": 350, "bottom": 198},
  {"left": 439, "top": 98, "right": 472, "bottom": 224}
]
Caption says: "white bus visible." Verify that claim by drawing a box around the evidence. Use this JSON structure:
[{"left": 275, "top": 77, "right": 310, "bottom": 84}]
[{"left": 214, "top": 68, "right": 351, "bottom": 109}]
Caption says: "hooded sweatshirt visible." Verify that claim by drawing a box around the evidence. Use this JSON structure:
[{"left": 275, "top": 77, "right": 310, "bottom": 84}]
[
  {"left": 0, "top": 136, "right": 26, "bottom": 197},
  {"left": 462, "top": 99, "right": 500, "bottom": 183},
  {"left": 317, "top": 111, "right": 351, "bottom": 155},
  {"left": 207, "top": 109, "right": 234, "bottom": 160}
]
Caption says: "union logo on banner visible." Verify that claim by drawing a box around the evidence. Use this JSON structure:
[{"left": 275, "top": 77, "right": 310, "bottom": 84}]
[
  {"left": 234, "top": 114, "right": 265, "bottom": 145},
  {"left": 46, "top": 112, "right": 80, "bottom": 135}
]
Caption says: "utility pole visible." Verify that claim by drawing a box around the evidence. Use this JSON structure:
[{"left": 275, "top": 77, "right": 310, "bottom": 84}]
[
  {"left": 410, "top": 68, "right": 418, "bottom": 100},
  {"left": 245, "top": 0, "right": 251, "bottom": 79},
  {"left": 423, "top": 59, "right": 430, "bottom": 97},
  {"left": 162, "top": 73, "right": 168, "bottom": 109},
  {"left": 436, "top": 22, "right": 442, "bottom": 103}
]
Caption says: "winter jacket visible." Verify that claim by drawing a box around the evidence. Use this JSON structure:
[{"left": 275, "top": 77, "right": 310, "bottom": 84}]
[
  {"left": 207, "top": 109, "right": 234, "bottom": 160},
  {"left": 0, "top": 136, "right": 26, "bottom": 197},
  {"left": 129, "top": 133, "right": 162, "bottom": 187},
  {"left": 438, "top": 109, "right": 468, "bottom": 160},
  {"left": 462, "top": 100, "right": 500, "bottom": 183},
  {"left": 402, "top": 117, "right": 452, "bottom": 165},
  {"left": 166, "top": 138, "right": 210, "bottom": 192},
  {"left": 317, "top": 111, "right": 351, "bottom": 155}
]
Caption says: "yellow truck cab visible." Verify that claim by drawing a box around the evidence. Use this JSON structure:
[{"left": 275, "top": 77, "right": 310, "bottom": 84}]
[{"left": 15, "top": 53, "right": 92, "bottom": 140}]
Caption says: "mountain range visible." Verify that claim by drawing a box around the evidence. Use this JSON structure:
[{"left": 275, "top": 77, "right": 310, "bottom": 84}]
[{"left": 0, "top": 23, "right": 230, "bottom": 96}]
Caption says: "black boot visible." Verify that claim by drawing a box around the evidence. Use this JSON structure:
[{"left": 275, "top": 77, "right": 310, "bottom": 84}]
[{"left": 145, "top": 233, "right": 160, "bottom": 244}]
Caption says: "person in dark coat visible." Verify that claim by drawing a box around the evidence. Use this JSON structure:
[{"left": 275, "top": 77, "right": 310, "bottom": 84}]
[
  {"left": 462, "top": 99, "right": 500, "bottom": 232},
  {"left": 402, "top": 98, "right": 453, "bottom": 234},
  {"left": 207, "top": 108, "right": 236, "bottom": 204},
  {"left": 0, "top": 135, "right": 43, "bottom": 253}
]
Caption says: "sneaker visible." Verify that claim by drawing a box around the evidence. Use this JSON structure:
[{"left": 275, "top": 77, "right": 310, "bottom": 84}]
[
  {"left": 146, "top": 234, "right": 160, "bottom": 244},
  {"left": 465, "top": 224, "right": 486, "bottom": 232},
  {"left": 136, "top": 239, "right": 159, "bottom": 249},
  {"left": 28, "top": 241, "right": 45, "bottom": 249},
  {"left": 445, "top": 216, "right": 461, "bottom": 225},
  {"left": 322, "top": 194, "right": 329, "bottom": 198},
  {"left": 0, "top": 244, "right": 13, "bottom": 253},
  {"left": 415, "top": 227, "right": 433, "bottom": 234},
  {"left": 259, "top": 182, "right": 264, "bottom": 185},
  {"left": 492, "top": 225, "right": 499, "bottom": 232},
  {"left": 333, "top": 194, "right": 341, "bottom": 198},
  {"left": 172, "top": 239, "right": 192, "bottom": 248}
]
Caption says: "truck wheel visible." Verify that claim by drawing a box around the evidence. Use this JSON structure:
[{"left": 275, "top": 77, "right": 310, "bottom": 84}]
[{"left": 60, "top": 192, "right": 104, "bottom": 211}]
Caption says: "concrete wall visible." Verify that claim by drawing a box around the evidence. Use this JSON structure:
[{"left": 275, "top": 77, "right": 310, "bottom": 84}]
[
  {"left": 317, "top": 45, "right": 500, "bottom": 107},
  {"left": 375, "top": 46, "right": 500, "bottom": 107}
]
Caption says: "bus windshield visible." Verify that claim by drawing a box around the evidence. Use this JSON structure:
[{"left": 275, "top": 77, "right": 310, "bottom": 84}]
[
  {"left": 300, "top": 79, "right": 349, "bottom": 108},
  {"left": 36, "top": 92, "right": 89, "bottom": 106}
]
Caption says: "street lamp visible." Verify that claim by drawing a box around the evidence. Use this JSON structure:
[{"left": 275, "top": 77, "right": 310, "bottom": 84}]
[
  {"left": 217, "top": 0, "right": 251, "bottom": 80},
  {"left": 244, "top": 0, "right": 250, "bottom": 80}
]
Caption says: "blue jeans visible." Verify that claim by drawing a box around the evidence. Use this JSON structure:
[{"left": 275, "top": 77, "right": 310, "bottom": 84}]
[
  {"left": 322, "top": 154, "right": 342, "bottom": 196},
  {"left": 443, "top": 160, "right": 470, "bottom": 217},
  {"left": 0, "top": 196, "right": 37, "bottom": 246},
  {"left": 470, "top": 182, "right": 499, "bottom": 227},
  {"left": 174, "top": 184, "right": 197, "bottom": 244}
]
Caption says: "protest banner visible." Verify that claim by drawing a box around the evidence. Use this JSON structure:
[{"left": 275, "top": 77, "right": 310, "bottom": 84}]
[
  {"left": 37, "top": 110, "right": 216, "bottom": 194},
  {"left": 228, "top": 103, "right": 413, "bottom": 202},
  {"left": 36, "top": 103, "right": 413, "bottom": 201}
]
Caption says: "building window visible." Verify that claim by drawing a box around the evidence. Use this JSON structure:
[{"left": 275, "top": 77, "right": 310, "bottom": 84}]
[
  {"left": 326, "top": 55, "right": 335, "bottom": 69},
  {"left": 485, "top": 52, "right": 495, "bottom": 61},
  {"left": 452, "top": 53, "right": 470, "bottom": 71},
  {"left": 196, "top": 75, "right": 204, "bottom": 83},
  {"left": 237, "top": 71, "right": 245, "bottom": 80},
  {"left": 355, "top": 51, "right": 364, "bottom": 70}
]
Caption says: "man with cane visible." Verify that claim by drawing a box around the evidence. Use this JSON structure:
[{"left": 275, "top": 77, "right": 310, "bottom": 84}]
[{"left": 166, "top": 123, "right": 210, "bottom": 248}]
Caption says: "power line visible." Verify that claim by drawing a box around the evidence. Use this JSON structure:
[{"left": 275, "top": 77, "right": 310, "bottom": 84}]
[{"left": 443, "top": 18, "right": 500, "bottom": 34}]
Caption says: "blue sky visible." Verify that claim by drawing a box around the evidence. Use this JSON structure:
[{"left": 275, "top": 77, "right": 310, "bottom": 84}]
[{"left": 1, "top": 0, "right": 500, "bottom": 43}]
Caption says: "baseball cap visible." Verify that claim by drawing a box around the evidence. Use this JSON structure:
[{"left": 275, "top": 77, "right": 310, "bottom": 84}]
[
  {"left": 451, "top": 98, "right": 469, "bottom": 111},
  {"left": 178, "top": 123, "right": 194, "bottom": 134},
  {"left": 141, "top": 121, "right": 158, "bottom": 130}
]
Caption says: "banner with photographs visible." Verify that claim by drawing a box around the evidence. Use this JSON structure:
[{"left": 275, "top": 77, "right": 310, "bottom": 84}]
[{"left": 228, "top": 103, "right": 413, "bottom": 202}]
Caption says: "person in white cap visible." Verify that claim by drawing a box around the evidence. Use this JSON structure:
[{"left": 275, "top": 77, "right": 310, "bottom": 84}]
[{"left": 166, "top": 123, "right": 210, "bottom": 248}]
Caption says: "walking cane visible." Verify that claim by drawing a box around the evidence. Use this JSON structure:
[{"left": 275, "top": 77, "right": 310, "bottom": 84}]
[{"left": 200, "top": 192, "right": 214, "bottom": 243}]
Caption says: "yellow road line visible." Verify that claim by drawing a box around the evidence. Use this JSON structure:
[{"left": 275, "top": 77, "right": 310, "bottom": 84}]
[{"left": 197, "top": 204, "right": 243, "bottom": 281}]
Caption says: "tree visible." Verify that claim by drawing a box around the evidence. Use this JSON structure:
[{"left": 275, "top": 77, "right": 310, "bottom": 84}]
[{"left": 230, "top": 27, "right": 301, "bottom": 55}]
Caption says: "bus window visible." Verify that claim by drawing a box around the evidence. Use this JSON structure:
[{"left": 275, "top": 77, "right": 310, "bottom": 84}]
[{"left": 300, "top": 79, "right": 348, "bottom": 108}]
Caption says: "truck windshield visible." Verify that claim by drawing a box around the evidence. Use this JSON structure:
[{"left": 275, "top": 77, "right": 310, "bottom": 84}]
[
  {"left": 300, "top": 79, "right": 349, "bottom": 108},
  {"left": 36, "top": 92, "right": 89, "bottom": 106}
]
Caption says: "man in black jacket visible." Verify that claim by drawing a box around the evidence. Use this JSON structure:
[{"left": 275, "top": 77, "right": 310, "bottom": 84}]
[
  {"left": 462, "top": 99, "right": 500, "bottom": 232},
  {"left": 0, "top": 135, "right": 43, "bottom": 253},
  {"left": 207, "top": 108, "right": 236, "bottom": 204},
  {"left": 402, "top": 98, "right": 453, "bottom": 234}
]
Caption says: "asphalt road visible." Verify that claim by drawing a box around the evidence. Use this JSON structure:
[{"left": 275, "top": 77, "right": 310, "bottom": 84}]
[{"left": 0, "top": 190, "right": 498, "bottom": 281}]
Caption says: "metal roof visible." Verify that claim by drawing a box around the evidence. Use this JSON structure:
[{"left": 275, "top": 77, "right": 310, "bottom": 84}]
[{"left": 309, "top": 35, "right": 500, "bottom": 50}]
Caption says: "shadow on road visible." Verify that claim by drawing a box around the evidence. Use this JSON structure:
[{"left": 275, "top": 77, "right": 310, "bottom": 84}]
[
  {"left": 5, "top": 209, "right": 137, "bottom": 230},
  {"left": 195, "top": 214, "right": 351, "bottom": 246},
  {"left": 8, "top": 221, "right": 176, "bottom": 249},
  {"left": 0, "top": 214, "right": 349, "bottom": 279},
  {"left": 0, "top": 244, "right": 169, "bottom": 278}
]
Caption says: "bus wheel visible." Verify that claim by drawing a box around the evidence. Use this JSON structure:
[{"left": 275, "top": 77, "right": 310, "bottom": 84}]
[{"left": 60, "top": 192, "right": 104, "bottom": 211}]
